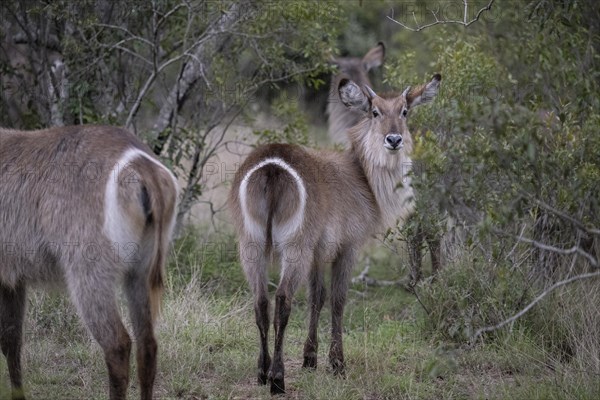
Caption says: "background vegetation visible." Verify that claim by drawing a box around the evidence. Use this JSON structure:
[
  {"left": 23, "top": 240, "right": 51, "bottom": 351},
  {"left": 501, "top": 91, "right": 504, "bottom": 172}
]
[{"left": 1, "top": 0, "right": 599, "bottom": 398}]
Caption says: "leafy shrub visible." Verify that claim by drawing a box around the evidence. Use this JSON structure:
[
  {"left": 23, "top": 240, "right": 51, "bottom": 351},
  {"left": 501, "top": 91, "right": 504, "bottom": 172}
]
[
  {"left": 394, "top": 3, "right": 600, "bottom": 375},
  {"left": 418, "top": 254, "right": 531, "bottom": 342}
]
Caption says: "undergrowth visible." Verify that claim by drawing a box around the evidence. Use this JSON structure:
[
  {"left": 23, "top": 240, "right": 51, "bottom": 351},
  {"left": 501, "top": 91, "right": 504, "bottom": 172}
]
[{"left": 1, "top": 227, "right": 599, "bottom": 399}]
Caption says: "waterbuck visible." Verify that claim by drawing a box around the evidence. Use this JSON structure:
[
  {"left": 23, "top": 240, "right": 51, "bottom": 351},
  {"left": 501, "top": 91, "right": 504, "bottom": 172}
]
[
  {"left": 0, "top": 125, "right": 178, "bottom": 400},
  {"left": 327, "top": 42, "right": 385, "bottom": 145},
  {"left": 229, "top": 73, "right": 441, "bottom": 394}
]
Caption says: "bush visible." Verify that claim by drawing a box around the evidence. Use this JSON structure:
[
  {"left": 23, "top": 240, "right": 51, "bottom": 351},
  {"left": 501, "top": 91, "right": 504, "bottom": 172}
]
[
  {"left": 402, "top": 3, "right": 600, "bottom": 376},
  {"left": 418, "top": 254, "right": 531, "bottom": 342}
]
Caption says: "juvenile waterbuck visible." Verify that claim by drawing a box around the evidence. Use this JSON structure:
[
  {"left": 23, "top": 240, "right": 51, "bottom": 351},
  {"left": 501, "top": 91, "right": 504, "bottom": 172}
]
[
  {"left": 327, "top": 42, "right": 385, "bottom": 145},
  {"left": 229, "top": 74, "right": 441, "bottom": 394},
  {"left": 0, "top": 125, "right": 178, "bottom": 400}
]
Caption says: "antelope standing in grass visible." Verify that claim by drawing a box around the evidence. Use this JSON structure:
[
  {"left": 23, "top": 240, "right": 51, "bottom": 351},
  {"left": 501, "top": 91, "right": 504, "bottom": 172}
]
[
  {"left": 327, "top": 42, "right": 385, "bottom": 145},
  {"left": 326, "top": 43, "right": 441, "bottom": 285},
  {"left": 229, "top": 73, "right": 441, "bottom": 394},
  {"left": 0, "top": 125, "right": 178, "bottom": 400}
]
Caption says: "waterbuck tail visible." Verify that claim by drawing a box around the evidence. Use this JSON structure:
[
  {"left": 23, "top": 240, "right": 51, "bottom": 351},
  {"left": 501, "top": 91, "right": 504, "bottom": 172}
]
[
  {"left": 265, "top": 185, "right": 277, "bottom": 255},
  {"left": 129, "top": 153, "right": 178, "bottom": 321},
  {"left": 239, "top": 157, "right": 307, "bottom": 256},
  {"left": 149, "top": 167, "right": 177, "bottom": 320}
]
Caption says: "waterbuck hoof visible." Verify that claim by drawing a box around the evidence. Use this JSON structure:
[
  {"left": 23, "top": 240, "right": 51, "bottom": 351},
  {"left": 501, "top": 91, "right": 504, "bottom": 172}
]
[
  {"left": 258, "top": 371, "right": 268, "bottom": 385},
  {"left": 330, "top": 358, "right": 346, "bottom": 377},
  {"left": 269, "top": 377, "right": 285, "bottom": 395},
  {"left": 11, "top": 389, "right": 26, "bottom": 400},
  {"left": 302, "top": 354, "right": 317, "bottom": 369}
]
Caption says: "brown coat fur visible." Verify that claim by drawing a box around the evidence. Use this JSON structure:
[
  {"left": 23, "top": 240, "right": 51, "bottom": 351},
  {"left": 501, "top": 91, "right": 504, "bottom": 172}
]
[{"left": 0, "top": 125, "right": 178, "bottom": 400}]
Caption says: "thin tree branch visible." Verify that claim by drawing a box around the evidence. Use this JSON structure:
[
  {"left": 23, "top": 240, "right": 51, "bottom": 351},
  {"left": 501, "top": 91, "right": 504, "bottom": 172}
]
[
  {"left": 98, "top": 41, "right": 153, "bottom": 66},
  {"left": 470, "top": 270, "right": 600, "bottom": 344},
  {"left": 150, "top": 2, "right": 245, "bottom": 154},
  {"left": 529, "top": 196, "right": 600, "bottom": 236},
  {"left": 125, "top": 46, "right": 208, "bottom": 128},
  {"left": 94, "top": 23, "right": 154, "bottom": 47},
  {"left": 387, "top": 0, "right": 495, "bottom": 32},
  {"left": 351, "top": 259, "right": 403, "bottom": 287},
  {"left": 513, "top": 234, "right": 598, "bottom": 268}
]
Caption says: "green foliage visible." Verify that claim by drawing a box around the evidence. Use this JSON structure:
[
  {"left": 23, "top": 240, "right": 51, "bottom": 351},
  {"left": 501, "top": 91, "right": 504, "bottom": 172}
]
[
  {"left": 419, "top": 256, "right": 531, "bottom": 342},
  {"left": 253, "top": 94, "right": 312, "bottom": 146},
  {"left": 346, "top": 8, "right": 600, "bottom": 392},
  {"left": 382, "top": 7, "right": 600, "bottom": 391}
]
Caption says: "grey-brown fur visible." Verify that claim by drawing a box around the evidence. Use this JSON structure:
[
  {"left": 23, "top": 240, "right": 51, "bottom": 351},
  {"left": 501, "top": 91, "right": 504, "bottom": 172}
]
[
  {"left": 229, "top": 74, "right": 441, "bottom": 394},
  {"left": 327, "top": 43, "right": 385, "bottom": 145},
  {"left": 0, "top": 125, "right": 178, "bottom": 400}
]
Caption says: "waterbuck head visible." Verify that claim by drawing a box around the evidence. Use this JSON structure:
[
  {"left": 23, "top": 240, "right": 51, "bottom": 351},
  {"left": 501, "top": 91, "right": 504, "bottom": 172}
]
[
  {"left": 330, "top": 42, "right": 385, "bottom": 88},
  {"left": 338, "top": 73, "right": 441, "bottom": 167},
  {"left": 327, "top": 43, "right": 386, "bottom": 145}
]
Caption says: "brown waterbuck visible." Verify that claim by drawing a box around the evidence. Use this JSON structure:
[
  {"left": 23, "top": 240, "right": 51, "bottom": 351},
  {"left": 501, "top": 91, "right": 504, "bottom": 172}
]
[
  {"left": 0, "top": 125, "right": 178, "bottom": 400},
  {"left": 229, "top": 73, "right": 441, "bottom": 394},
  {"left": 327, "top": 42, "right": 385, "bottom": 145}
]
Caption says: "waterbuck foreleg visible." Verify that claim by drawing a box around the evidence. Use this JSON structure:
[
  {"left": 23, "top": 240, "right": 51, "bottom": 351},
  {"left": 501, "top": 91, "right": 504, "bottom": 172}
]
[
  {"left": 329, "top": 246, "right": 356, "bottom": 376},
  {"left": 270, "top": 244, "right": 312, "bottom": 394},
  {"left": 0, "top": 282, "right": 26, "bottom": 400},
  {"left": 124, "top": 271, "right": 158, "bottom": 400},
  {"left": 240, "top": 240, "right": 271, "bottom": 385},
  {"left": 302, "top": 249, "right": 326, "bottom": 370}
]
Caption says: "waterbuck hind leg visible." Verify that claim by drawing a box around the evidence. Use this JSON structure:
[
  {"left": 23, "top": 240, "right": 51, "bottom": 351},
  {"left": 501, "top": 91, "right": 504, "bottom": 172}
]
[
  {"left": 302, "top": 257, "right": 326, "bottom": 370},
  {"left": 329, "top": 247, "right": 356, "bottom": 377},
  {"left": 255, "top": 293, "right": 271, "bottom": 385},
  {"left": 270, "top": 291, "right": 288, "bottom": 394},
  {"left": 124, "top": 271, "right": 158, "bottom": 400},
  {"left": 0, "top": 282, "right": 27, "bottom": 400},
  {"left": 239, "top": 241, "right": 271, "bottom": 385},
  {"left": 68, "top": 269, "right": 132, "bottom": 400},
  {"left": 269, "top": 249, "right": 311, "bottom": 395}
]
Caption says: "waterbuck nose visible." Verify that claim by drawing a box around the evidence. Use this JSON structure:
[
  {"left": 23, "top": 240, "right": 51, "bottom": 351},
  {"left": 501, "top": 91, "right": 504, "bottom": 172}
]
[{"left": 385, "top": 134, "right": 403, "bottom": 149}]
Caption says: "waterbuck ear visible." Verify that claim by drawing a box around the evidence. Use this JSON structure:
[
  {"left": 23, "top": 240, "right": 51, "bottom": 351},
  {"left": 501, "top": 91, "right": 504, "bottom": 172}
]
[
  {"left": 338, "top": 78, "right": 370, "bottom": 113},
  {"left": 362, "top": 42, "right": 385, "bottom": 71},
  {"left": 364, "top": 85, "right": 377, "bottom": 99},
  {"left": 406, "top": 73, "right": 441, "bottom": 108}
]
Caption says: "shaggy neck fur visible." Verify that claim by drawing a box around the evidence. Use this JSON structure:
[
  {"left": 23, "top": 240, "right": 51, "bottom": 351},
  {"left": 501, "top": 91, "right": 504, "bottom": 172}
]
[{"left": 348, "top": 119, "right": 415, "bottom": 227}]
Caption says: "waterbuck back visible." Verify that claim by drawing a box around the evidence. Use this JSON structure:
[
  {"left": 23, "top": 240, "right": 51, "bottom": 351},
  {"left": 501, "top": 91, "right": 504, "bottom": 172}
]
[
  {"left": 327, "top": 42, "right": 385, "bottom": 145},
  {"left": 0, "top": 125, "right": 178, "bottom": 400}
]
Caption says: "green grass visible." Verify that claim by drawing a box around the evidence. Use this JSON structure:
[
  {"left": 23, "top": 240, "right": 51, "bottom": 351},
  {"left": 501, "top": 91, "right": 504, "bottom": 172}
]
[{"left": 1, "top": 230, "right": 599, "bottom": 399}]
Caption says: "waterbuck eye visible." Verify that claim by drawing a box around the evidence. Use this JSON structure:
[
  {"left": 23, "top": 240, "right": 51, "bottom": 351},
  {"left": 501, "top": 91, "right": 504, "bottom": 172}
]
[
  {"left": 401, "top": 109, "right": 408, "bottom": 118},
  {"left": 372, "top": 109, "right": 380, "bottom": 118}
]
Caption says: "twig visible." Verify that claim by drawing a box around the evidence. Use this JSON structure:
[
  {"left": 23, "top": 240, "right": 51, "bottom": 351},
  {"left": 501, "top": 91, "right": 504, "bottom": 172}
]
[
  {"left": 412, "top": 287, "right": 430, "bottom": 316},
  {"left": 529, "top": 196, "right": 600, "bottom": 236},
  {"left": 387, "top": 0, "right": 495, "bottom": 32},
  {"left": 514, "top": 234, "right": 598, "bottom": 268},
  {"left": 470, "top": 270, "right": 600, "bottom": 344},
  {"left": 351, "top": 259, "right": 403, "bottom": 286},
  {"left": 94, "top": 23, "right": 154, "bottom": 47},
  {"left": 352, "top": 260, "right": 371, "bottom": 284}
]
